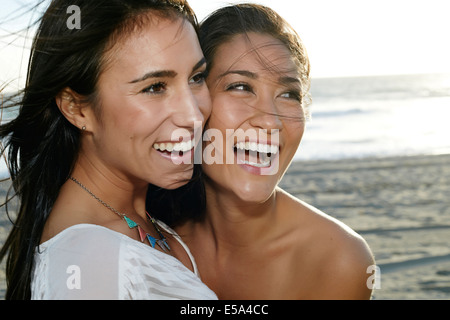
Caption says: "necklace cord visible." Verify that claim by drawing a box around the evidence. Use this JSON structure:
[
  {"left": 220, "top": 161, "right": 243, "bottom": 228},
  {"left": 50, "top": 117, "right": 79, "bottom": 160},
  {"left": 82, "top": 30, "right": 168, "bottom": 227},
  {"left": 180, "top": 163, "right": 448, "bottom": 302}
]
[{"left": 69, "top": 176, "right": 171, "bottom": 252}]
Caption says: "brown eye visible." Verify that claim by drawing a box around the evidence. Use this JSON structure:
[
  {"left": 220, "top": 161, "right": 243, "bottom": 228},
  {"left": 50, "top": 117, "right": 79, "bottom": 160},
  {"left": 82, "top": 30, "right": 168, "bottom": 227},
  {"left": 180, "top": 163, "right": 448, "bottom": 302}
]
[
  {"left": 280, "top": 91, "right": 301, "bottom": 102},
  {"left": 142, "top": 82, "right": 167, "bottom": 94},
  {"left": 226, "top": 83, "right": 253, "bottom": 93},
  {"left": 189, "top": 71, "right": 206, "bottom": 85}
]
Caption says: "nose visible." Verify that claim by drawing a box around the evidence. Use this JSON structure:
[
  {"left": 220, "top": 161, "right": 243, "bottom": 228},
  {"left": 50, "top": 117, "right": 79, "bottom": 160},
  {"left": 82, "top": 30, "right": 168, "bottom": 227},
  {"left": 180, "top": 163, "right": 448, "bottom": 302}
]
[
  {"left": 248, "top": 96, "right": 283, "bottom": 130},
  {"left": 172, "top": 86, "right": 209, "bottom": 129}
]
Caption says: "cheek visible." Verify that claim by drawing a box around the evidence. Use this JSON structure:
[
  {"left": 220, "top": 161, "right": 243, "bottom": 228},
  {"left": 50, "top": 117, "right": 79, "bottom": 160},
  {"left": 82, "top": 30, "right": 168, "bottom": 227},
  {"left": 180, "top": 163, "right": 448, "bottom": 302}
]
[
  {"left": 293, "top": 123, "right": 305, "bottom": 143},
  {"left": 120, "top": 104, "right": 164, "bottom": 137},
  {"left": 297, "top": 122, "right": 306, "bottom": 140},
  {"left": 209, "top": 97, "right": 249, "bottom": 130},
  {"left": 197, "top": 87, "right": 212, "bottom": 120},
  {"left": 283, "top": 122, "right": 305, "bottom": 157}
]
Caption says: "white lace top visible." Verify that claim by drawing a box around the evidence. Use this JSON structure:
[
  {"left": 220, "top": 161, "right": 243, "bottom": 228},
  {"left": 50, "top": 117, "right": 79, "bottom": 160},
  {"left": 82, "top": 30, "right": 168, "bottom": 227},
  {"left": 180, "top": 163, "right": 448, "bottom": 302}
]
[{"left": 31, "top": 223, "right": 217, "bottom": 300}]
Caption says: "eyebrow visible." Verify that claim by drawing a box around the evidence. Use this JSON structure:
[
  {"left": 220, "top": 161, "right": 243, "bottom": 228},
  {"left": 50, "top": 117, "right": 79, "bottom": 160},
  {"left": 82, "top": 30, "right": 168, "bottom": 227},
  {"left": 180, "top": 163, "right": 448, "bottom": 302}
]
[
  {"left": 129, "top": 57, "right": 206, "bottom": 84},
  {"left": 278, "top": 76, "right": 302, "bottom": 87},
  {"left": 218, "top": 69, "right": 301, "bottom": 87},
  {"left": 217, "top": 70, "right": 258, "bottom": 80}
]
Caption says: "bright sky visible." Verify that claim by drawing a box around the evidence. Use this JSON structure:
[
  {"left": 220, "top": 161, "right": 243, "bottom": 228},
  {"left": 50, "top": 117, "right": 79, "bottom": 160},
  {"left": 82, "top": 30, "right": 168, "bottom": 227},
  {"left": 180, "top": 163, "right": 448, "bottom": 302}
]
[{"left": 1, "top": 0, "right": 450, "bottom": 92}]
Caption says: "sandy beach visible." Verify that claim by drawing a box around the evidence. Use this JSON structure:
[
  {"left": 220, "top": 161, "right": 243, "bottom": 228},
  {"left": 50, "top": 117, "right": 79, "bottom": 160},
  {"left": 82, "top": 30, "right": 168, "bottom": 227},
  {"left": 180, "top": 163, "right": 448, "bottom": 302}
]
[
  {"left": 1, "top": 153, "right": 450, "bottom": 300},
  {"left": 280, "top": 153, "right": 450, "bottom": 299}
]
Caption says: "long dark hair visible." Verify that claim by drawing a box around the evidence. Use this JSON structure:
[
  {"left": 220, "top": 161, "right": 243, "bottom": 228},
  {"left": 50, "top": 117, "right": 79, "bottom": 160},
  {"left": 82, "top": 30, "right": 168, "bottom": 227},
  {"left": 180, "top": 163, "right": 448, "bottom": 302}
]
[
  {"left": 148, "top": 3, "right": 311, "bottom": 227},
  {"left": 0, "top": 0, "right": 197, "bottom": 300}
]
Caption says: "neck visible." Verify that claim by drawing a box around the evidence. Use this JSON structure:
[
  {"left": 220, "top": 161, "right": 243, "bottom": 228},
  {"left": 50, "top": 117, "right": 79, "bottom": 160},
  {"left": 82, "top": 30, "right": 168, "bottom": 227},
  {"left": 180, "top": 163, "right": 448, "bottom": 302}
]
[
  {"left": 69, "top": 153, "right": 148, "bottom": 220},
  {"left": 200, "top": 184, "right": 278, "bottom": 251}
]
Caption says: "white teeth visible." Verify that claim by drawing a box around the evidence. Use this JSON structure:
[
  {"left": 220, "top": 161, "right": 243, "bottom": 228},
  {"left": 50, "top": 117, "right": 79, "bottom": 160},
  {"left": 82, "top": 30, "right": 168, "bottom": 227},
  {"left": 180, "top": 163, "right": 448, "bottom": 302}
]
[
  {"left": 234, "top": 142, "right": 279, "bottom": 155},
  {"left": 153, "top": 139, "right": 194, "bottom": 152}
]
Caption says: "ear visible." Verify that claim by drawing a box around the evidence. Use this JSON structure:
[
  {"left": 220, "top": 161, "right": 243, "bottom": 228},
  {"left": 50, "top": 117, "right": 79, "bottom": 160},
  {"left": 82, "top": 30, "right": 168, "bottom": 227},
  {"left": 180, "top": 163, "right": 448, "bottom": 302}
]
[{"left": 56, "top": 87, "right": 93, "bottom": 131}]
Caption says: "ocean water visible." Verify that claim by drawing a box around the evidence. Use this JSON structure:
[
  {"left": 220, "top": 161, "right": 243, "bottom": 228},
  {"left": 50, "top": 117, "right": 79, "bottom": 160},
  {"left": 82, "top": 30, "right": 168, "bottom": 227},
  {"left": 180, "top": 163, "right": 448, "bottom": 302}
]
[
  {"left": 1, "top": 73, "right": 450, "bottom": 177},
  {"left": 295, "top": 73, "right": 450, "bottom": 161}
]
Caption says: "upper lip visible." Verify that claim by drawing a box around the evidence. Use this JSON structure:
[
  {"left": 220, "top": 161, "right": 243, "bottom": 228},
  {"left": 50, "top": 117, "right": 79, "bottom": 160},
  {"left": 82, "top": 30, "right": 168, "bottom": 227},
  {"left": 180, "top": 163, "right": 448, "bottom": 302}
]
[{"left": 154, "top": 134, "right": 195, "bottom": 144}]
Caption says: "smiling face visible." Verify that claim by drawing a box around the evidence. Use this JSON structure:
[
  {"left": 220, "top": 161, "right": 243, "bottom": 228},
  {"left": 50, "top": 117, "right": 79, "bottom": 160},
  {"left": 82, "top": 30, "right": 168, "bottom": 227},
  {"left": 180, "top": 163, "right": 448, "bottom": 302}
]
[
  {"left": 84, "top": 15, "right": 211, "bottom": 189},
  {"left": 202, "top": 32, "right": 306, "bottom": 202}
]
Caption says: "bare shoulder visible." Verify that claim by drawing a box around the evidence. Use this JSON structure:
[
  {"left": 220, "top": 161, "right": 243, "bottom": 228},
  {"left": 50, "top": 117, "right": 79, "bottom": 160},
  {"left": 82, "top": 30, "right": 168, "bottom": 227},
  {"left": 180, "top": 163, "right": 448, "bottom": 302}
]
[
  {"left": 276, "top": 187, "right": 375, "bottom": 299},
  {"left": 41, "top": 181, "right": 120, "bottom": 244}
]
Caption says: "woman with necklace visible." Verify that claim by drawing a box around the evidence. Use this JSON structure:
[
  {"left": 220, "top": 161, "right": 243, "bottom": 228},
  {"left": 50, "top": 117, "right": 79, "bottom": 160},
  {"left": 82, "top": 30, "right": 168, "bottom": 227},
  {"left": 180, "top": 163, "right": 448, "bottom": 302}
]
[
  {"left": 0, "top": 0, "right": 217, "bottom": 300},
  {"left": 149, "top": 3, "right": 375, "bottom": 299}
]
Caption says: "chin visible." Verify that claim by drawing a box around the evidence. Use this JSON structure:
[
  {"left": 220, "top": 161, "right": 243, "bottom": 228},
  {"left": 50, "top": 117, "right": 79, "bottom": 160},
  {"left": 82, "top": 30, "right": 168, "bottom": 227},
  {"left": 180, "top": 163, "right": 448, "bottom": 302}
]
[
  {"left": 155, "top": 168, "right": 194, "bottom": 190},
  {"left": 235, "top": 183, "right": 275, "bottom": 203}
]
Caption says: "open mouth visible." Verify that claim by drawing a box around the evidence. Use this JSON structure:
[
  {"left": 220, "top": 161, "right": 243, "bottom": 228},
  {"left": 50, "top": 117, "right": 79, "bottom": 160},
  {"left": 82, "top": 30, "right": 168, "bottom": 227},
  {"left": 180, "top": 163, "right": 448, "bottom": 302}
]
[{"left": 233, "top": 141, "right": 279, "bottom": 168}]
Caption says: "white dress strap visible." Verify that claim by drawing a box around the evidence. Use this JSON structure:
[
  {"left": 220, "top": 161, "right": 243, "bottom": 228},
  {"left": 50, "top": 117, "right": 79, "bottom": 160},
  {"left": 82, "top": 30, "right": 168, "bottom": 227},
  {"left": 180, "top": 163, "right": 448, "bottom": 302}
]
[{"left": 156, "top": 220, "right": 199, "bottom": 277}]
